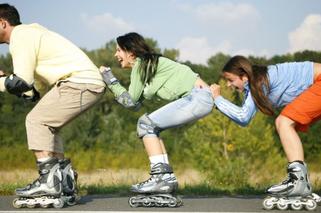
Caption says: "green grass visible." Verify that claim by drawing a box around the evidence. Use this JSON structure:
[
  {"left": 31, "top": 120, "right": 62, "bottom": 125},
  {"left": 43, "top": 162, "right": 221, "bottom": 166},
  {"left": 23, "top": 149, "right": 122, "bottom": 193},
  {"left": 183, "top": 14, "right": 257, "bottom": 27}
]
[{"left": 0, "top": 184, "right": 22, "bottom": 196}]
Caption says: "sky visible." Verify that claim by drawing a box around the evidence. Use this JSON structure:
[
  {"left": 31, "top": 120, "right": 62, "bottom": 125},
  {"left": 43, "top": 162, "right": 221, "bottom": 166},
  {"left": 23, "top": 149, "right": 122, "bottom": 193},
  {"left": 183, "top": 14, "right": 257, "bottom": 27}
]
[{"left": 1, "top": 0, "right": 321, "bottom": 64}]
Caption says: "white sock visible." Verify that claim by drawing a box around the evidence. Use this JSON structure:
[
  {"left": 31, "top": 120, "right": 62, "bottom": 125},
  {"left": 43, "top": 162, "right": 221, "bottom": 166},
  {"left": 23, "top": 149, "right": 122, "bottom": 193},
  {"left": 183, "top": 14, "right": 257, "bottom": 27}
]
[
  {"left": 37, "top": 157, "right": 51, "bottom": 163},
  {"left": 163, "top": 154, "right": 169, "bottom": 164},
  {"left": 149, "top": 154, "right": 166, "bottom": 168}
]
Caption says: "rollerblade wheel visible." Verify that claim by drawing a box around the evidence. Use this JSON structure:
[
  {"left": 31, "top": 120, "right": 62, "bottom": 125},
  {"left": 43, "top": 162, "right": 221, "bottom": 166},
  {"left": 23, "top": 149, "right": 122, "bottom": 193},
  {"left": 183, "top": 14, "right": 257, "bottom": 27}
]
[
  {"left": 177, "top": 196, "right": 183, "bottom": 207},
  {"left": 276, "top": 202, "right": 288, "bottom": 210},
  {"left": 305, "top": 199, "right": 317, "bottom": 211},
  {"left": 142, "top": 200, "right": 152, "bottom": 207},
  {"left": 167, "top": 198, "right": 178, "bottom": 208},
  {"left": 290, "top": 202, "right": 302, "bottom": 210},
  {"left": 311, "top": 193, "right": 321, "bottom": 204},
  {"left": 53, "top": 198, "right": 64, "bottom": 209},
  {"left": 12, "top": 198, "right": 22, "bottom": 209},
  {"left": 128, "top": 197, "right": 140, "bottom": 208},
  {"left": 40, "top": 204, "right": 49, "bottom": 208},
  {"left": 155, "top": 201, "right": 163, "bottom": 207},
  {"left": 67, "top": 200, "right": 77, "bottom": 206},
  {"left": 66, "top": 196, "right": 77, "bottom": 206},
  {"left": 27, "top": 203, "right": 36, "bottom": 208},
  {"left": 262, "top": 198, "right": 274, "bottom": 210}
]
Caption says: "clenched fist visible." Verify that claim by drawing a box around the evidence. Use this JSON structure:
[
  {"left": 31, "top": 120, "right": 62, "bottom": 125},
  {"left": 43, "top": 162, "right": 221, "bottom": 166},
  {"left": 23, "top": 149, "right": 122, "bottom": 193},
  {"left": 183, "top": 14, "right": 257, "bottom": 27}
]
[
  {"left": 210, "top": 83, "right": 221, "bottom": 99},
  {"left": 0, "top": 70, "right": 6, "bottom": 77}
]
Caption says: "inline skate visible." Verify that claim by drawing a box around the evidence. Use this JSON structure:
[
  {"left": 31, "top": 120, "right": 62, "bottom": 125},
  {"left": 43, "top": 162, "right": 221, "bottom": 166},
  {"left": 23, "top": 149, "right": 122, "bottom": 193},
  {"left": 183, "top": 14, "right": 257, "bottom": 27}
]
[
  {"left": 12, "top": 157, "right": 65, "bottom": 209},
  {"left": 59, "top": 158, "right": 79, "bottom": 206},
  {"left": 262, "top": 161, "right": 319, "bottom": 211},
  {"left": 129, "top": 163, "right": 183, "bottom": 208}
]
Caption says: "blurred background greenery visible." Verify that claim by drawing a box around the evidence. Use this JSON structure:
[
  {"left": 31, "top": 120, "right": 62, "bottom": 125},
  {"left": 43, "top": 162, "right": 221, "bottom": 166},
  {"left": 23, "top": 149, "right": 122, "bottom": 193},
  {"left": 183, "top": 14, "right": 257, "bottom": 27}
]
[{"left": 1, "top": 38, "right": 321, "bottom": 194}]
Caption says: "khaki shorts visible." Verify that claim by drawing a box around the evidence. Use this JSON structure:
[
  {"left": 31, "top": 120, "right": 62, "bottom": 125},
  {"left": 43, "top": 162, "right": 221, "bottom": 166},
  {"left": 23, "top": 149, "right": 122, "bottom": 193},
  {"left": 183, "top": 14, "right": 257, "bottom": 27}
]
[{"left": 26, "top": 81, "right": 105, "bottom": 153}]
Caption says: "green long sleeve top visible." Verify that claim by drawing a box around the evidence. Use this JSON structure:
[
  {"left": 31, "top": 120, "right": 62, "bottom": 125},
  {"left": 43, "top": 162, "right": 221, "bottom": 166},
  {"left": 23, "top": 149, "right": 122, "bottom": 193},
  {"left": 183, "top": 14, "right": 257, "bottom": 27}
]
[{"left": 109, "top": 57, "right": 199, "bottom": 103}]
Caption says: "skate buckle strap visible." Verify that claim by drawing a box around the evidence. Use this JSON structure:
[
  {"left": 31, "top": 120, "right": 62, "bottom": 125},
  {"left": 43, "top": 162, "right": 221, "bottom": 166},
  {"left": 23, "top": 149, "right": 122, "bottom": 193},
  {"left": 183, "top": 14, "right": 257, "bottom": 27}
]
[
  {"left": 288, "top": 166, "right": 301, "bottom": 173},
  {"left": 39, "top": 169, "right": 49, "bottom": 175},
  {"left": 24, "top": 179, "right": 41, "bottom": 190},
  {"left": 282, "top": 173, "right": 297, "bottom": 184},
  {"left": 150, "top": 163, "right": 173, "bottom": 175},
  {"left": 59, "top": 158, "right": 71, "bottom": 169}
]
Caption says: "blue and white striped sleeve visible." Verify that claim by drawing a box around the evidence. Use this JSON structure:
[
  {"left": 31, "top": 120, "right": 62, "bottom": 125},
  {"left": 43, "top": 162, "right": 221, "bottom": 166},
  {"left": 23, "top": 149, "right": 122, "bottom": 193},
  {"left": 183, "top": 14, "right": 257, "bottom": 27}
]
[{"left": 213, "top": 90, "right": 257, "bottom": 126}]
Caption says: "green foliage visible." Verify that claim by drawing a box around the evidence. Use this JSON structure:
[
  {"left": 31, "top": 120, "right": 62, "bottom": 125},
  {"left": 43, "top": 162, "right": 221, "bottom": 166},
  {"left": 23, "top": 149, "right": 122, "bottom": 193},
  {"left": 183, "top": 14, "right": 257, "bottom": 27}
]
[
  {"left": 1, "top": 38, "right": 321, "bottom": 191},
  {"left": 163, "top": 48, "right": 179, "bottom": 60},
  {"left": 181, "top": 81, "right": 285, "bottom": 188}
]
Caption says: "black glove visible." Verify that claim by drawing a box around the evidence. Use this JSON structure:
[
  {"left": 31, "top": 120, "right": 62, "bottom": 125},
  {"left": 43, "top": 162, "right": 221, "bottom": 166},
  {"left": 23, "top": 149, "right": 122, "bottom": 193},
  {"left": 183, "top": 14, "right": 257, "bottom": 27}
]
[{"left": 22, "top": 87, "right": 40, "bottom": 102}]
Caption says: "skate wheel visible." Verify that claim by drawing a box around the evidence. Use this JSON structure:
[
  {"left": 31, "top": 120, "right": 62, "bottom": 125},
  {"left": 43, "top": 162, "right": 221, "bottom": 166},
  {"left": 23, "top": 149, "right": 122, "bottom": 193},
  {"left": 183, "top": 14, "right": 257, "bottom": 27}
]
[
  {"left": 53, "top": 198, "right": 64, "bottom": 209},
  {"left": 310, "top": 193, "right": 321, "bottom": 204},
  {"left": 128, "top": 197, "right": 139, "bottom": 208},
  {"left": 41, "top": 204, "right": 49, "bottom": 208},
  {"left": 142, "top": 200, "right": 152, "bottom": 207},
  {"left": 176, "top": 196, "right": 183, "bottom": 207},
  {"left": 67, "top": 200, "right": 77, "bottom": 206},
  {"left": 66, "top": 196, "right": 77, "bottom": 206},
  {"left": 276, "top": 202, "right": 288, "bottom": 210},
  {"left": 12, "top": 198, "right": 22, "bottom": 209},
  {"left": 167, "top": 198, "right": 177, "bottom": 208},
  {"left": 27, "top": 203, "right": 36, "bottom": 208},
  {"left": 291, "top": 202, "right": 302, "bottom": 210},
  {"left": 262, "top": 197, "right": 274, "bottom": 210},
  {"left": 155, "top": 200, "right": 163, "bottom": 207},
  {"left": 305, "top": 199, "right": 317, "bottom": 211}
]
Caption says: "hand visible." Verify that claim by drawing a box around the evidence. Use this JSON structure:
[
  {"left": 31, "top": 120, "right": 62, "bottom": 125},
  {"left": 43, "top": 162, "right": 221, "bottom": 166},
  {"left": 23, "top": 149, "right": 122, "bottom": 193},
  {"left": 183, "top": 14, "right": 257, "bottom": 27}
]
[
  {"left": 0, "top": 70, "right": 7, "bottom": 77},
  {"left": 22, "top": 87, "right": 40, "bottom": 102},
  {"left": 99, "top": 66, "right": 111, "bottom": 73},
  {"left": 99, "top": 66, "right": 119, "bottom": 85},
  {"left": 210, "top": 83, "right": 221, "bottom": 99}
]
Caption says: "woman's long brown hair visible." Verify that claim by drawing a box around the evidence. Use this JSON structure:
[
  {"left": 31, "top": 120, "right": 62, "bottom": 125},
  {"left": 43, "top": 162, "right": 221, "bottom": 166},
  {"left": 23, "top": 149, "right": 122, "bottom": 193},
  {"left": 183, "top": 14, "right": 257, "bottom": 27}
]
[
  {"left": 116, "top": 32, "right": 160, "bottom": 84},
  {"left": 222, "top": 56, "right": 274, "bottom": 116}
]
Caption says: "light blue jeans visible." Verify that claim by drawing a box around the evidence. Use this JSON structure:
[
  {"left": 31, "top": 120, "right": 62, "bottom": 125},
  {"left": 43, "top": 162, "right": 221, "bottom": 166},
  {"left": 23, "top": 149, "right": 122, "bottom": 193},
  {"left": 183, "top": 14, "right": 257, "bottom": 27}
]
[{"left": 146, "top": 87, "right": 214, "bottom": 137}]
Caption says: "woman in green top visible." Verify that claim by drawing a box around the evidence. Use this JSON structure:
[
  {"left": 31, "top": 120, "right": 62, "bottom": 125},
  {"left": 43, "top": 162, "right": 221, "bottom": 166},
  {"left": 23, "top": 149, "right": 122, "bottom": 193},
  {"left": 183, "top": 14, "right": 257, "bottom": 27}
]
[{"left": 101, "top": 32, "right": 214, "bottom": 198}]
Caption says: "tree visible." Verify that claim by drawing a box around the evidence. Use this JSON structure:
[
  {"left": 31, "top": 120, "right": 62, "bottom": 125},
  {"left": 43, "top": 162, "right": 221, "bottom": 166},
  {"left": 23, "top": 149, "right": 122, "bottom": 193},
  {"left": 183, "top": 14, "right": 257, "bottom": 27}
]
[{"left": 162, "top": 48, "right": 179, "bottom": 61}]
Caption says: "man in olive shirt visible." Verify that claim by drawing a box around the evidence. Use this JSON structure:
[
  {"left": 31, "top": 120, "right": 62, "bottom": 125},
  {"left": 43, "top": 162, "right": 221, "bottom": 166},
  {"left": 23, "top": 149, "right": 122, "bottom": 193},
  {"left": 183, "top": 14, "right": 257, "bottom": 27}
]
[{"left": 0, "top": 3, "right": 105, "bottom": 206}]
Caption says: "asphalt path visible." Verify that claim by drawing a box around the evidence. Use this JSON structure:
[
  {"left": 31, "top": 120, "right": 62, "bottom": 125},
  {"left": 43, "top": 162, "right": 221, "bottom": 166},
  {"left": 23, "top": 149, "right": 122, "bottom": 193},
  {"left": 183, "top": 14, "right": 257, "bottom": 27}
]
[{"left": 0, "top": 195, "right": 319, "bottom": 212}]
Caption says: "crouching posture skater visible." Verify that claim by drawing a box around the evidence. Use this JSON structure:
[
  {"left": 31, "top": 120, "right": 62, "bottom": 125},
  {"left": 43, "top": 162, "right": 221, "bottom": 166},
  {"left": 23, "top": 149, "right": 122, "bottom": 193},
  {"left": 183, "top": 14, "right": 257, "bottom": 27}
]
[
  {"left": 210, "top": 55, "right": 321, "bottom": 211},
  {"left": 100, "top": 32, "right": 214, "bottom": 207},
  {"left": 0, "top": 4, "right": 105, "bottom": 208}
]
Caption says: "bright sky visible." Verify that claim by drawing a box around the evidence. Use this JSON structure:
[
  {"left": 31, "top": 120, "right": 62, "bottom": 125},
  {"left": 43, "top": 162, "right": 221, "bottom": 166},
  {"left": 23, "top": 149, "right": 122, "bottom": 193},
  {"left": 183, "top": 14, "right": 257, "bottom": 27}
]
[{"left": 1, "top": 0, "right": 321, "bottom": 64}]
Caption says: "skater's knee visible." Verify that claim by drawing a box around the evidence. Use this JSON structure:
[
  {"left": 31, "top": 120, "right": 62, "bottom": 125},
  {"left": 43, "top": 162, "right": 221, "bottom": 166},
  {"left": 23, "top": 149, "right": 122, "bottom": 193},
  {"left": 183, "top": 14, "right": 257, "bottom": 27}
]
[
  {"left": 275, "top": 115, "right": 296, "bottom": 131},
  {"left": 25, "top": 109, "right": 40, "bottom": 128},
  {"left": 137, "top": 114, "right": 161, "bottom": 138}
]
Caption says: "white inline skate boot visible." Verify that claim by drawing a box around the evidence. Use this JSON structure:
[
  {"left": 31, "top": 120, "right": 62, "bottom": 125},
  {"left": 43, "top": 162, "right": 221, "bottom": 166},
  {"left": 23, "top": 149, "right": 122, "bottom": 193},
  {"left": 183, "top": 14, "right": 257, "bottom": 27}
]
[
  {"left": 13, "top": 157, "right": 64, "bottom": 209},
  {"left": 129, "top": 163, "right": 182, "bottom": 207},
  {"left": 263, "top": 161, "right": 319, "bottom": 211},
  {"left": 59, "top": 158, "right": 79, "bottom": 206}
]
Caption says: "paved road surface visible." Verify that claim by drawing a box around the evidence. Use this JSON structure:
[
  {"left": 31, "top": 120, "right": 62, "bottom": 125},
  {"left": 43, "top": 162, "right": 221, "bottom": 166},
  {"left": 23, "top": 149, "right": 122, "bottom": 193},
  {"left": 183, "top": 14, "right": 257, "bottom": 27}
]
[{"left": 0, "top": 195, "right": 319, "bottom": 212}]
